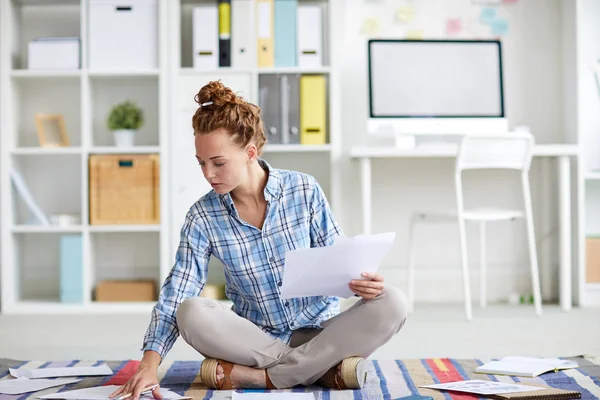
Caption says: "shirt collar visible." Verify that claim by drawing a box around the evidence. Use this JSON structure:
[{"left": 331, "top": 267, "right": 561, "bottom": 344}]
[{"left": 220, "top": 158, "right": 282, "bottom": 215}]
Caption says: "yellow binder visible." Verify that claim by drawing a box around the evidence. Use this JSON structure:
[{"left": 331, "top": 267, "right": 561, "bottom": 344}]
[
  {"left": 300, "top": 75, "right": 327, "bottom": 145},
  {"left": 256, "top": 0, "right": 274, "bottom": 68}
]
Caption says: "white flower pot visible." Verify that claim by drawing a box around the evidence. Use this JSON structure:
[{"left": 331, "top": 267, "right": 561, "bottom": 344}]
[{"left": 113, "top": 129, "right": 136, "bottom": 147}]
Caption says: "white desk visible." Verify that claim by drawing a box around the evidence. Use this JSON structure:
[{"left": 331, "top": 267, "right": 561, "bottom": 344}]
[{"left": 350, "top": 144, "right": 579, "bottom": 311}]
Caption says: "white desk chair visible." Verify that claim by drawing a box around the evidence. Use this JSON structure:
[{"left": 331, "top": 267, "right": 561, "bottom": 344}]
[{"left": 406, "top": 132, "right": 542, "bottom": 321}]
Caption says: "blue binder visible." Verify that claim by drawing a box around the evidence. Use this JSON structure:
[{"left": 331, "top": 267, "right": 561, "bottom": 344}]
[
  {"left": 60, "top": 234, "right": 83, "bottom": 303},
  {"left": 274, "top": 0, "right": 297, "bottom": 67}
]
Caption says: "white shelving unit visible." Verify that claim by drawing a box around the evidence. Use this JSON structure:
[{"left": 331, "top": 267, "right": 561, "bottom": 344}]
[
  {"left": 0, "top": 0, "right": 343, "bottom": 314},
  {"left": 567, "top": 0, "right": 600, "bottom": 307}
]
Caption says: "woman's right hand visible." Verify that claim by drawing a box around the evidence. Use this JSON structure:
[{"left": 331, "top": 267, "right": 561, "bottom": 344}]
[{"left": 109, "top": 360, "right": 163, "bottom": 400}]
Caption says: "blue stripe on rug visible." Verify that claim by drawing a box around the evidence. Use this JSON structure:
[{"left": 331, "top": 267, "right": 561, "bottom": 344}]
[
  {"left": 373, "top": 361, "right": 389, "bottom": 400},
  {"left": 395, "top": 360, "right": 419, "bottom": 395}
]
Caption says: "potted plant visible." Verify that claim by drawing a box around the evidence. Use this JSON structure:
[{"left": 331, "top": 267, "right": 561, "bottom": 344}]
[{"left": 107, "top": 100, "right": 143, "bottom": 147}]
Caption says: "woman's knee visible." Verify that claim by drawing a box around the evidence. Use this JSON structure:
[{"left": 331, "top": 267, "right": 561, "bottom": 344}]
[
  {"left": 176, "top": 297, "right": 221, "bottom": 342},
  {"left": 374, "top": 287, "right": 409, "bottom": 332}
]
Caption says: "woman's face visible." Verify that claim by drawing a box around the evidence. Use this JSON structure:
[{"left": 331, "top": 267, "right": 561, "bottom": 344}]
[{"left": 194, "top": 128, "right": 250, "bottom": 195}]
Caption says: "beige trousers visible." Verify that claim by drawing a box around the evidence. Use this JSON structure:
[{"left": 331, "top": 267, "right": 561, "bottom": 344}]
[{"left": 176, "top": 287, "right": 408, "bottom": 389}]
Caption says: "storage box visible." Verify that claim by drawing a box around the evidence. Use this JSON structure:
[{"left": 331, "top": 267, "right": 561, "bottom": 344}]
[
  {"left": 586, "top": 238, "right": 600, "bottom": 283},
  {"left": 95, "top": 280, "right": 157, "bottom": 302},
  {"left": 28, "top": 37, "right": 80, "bottom": 70},
  {"left": 89, "top": 154, "right": 160, "bottom": 224},
  {"left": 89, "top": 0, "right": 158, "bottom": 70}
]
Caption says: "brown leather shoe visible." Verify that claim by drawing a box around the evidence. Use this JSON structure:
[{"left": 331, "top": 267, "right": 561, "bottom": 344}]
[
  {"left": 200, "top": 359, "right": 276, "bottom": 390},
  {"left": 318, "top": 357, "right": 367, "bottom": 390}
]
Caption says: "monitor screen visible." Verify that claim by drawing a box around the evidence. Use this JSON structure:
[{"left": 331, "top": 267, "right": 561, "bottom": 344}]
[{"left": 368, "top": 40, "right": 504, "bottom": 118}]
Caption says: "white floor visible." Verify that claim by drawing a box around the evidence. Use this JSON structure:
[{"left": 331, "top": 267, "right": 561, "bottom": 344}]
[{"left": 1, "top": 305, "right": 599, "bottom": 362}]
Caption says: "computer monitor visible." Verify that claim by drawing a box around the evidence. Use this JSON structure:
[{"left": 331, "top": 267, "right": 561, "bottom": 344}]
[{"left": 367, "top": 39, "right": 508, "bottom": 144}]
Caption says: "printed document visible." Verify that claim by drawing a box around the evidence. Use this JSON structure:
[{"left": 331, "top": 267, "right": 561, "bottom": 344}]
[{"left": 280, "top": 232, "right": 396, "bottom": 299}]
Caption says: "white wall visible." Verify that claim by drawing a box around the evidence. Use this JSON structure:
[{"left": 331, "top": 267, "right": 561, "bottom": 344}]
[{"left": 337, "top": 0, "right": 569, "bottom": 304}]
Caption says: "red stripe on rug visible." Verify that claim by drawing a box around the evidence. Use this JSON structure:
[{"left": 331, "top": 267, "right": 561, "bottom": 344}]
[
  {"left": 103, "top": 361, "right": 141, "bottom": 386},
  {"left": 426, "top": 358, "right": 477, "bottom": 400}
]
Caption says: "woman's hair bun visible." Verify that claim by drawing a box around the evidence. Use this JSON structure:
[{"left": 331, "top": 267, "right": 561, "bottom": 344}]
[{"left": 194, "top": 80, "right": 245, "bottom": 107}]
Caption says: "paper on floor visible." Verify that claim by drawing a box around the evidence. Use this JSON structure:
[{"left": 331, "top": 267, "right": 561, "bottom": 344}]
[
  {"left": 10, "top": 364, "right": 113, "bottom": 379},
  {"left": 421, "top": 380, "right": 546, "bottom": 395},
  {"left": 0, "top": 377, "right": 81, "bottom": 395},
  {"left": 280, "top": 232, "right": 396, "bottom": 299},
  {"left": 475, "top": 356, "right": 579, "bottom": 377},
  {"left": 39, "top": 385, "right": 191, "bottom": 400},
  {"left": 232, "top": 392, "right": 315, "bottom": 399}
]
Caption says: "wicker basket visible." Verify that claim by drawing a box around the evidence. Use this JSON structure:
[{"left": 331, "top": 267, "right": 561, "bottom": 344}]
[{"left": 89, "top": 154, "right": 160, "bottom": 225}]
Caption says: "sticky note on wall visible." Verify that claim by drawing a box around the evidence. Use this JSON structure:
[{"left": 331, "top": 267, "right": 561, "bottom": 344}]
[
  {"left": 491, "top": 17, "right": 509, "bottom": 35},
  {"left": 395, "top": 6, "right": 414, "bottom": 23},
  {"left": 480, "top": 7, "right": 497, "bottom": 24},
  {"left": 406, "top": 30, "right": 424, "bottom": 40},
  {"left": 446, "top": 18, "right": 462, "bottom": 35},
  {"left": 361, "top": 18, "right": 380, "bottom": 35}
]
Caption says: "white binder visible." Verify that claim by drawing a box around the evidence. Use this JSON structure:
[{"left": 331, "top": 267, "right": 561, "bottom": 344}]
[
  {"left": 297, "top": 5, "right": 322, "bottom": 68},
  {"left": 193, "top": 4, "right": 219, "bottom": 70},
  {"left": 232, "top": 0, "right": 256, "bottom": 69}
]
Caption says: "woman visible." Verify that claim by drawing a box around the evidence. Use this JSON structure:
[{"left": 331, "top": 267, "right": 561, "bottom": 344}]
[{"left": 111, "top": 81, "right": 408, "bottom": 399}]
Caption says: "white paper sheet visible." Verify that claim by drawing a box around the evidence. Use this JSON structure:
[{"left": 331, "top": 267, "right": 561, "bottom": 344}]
[
  {"left": 280, "top": 232, "right": 396, "bottom": 299},
  {"left": 11, "top": 364, "right": 113, "bottom": 379},
  {"left": 232, "top": 393, "right": 314, "bottom": 399},
  {"left": 39, "top": 385, "right": 191, "bottom": 400},
  {"left": 421, "top": 380, "right": 546, "bottom": 395},
  {"left": 475, "top": 356, "right": 579, "bottom": 377},
  {"left": 0, "top": 377, "right": 81, "bottom": 395}
]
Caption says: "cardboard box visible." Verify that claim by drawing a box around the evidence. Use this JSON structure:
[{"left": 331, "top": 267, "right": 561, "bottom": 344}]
[
  {"left": 586, "top": 238, "right": 600, "bottom": 283},
  {"left": 95, "top": 280, "right": 157, "bottom": 302}
]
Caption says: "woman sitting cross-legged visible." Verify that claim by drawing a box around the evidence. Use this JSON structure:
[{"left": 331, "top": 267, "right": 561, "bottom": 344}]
[{"left": 110, "top": 81, "right": 408, "bottom": 399}]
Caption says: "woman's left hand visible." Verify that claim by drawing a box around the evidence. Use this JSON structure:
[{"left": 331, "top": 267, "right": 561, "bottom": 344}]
[{"left": 349, "top": 272, "right": 385, "bottom": 300}]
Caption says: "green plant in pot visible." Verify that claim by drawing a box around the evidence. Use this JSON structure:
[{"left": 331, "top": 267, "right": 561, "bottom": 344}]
[{"left": 107, "top": 100, "right": 143, "bottom": 147}]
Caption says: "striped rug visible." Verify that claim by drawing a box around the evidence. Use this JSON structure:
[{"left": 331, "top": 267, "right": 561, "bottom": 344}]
[{"left": 1, "top": 357, "right": 599, "bottom": 400}]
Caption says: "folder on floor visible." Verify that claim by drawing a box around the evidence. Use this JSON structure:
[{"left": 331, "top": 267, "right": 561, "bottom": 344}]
[
  {"left": 275, "top": 0, "right": 297, "bottom": 67},
  {"left": 297, "top": 5, "right": 323, "bottom": 68},
  {"left": 256, "top": 0, "right": 274, "bottom": 68},
  {"left": 193, "top": 4, "right": 219, "bottom": 70},
  {"left": 259, "top": 74, "right": 282, "bottom": 144},
  {"left": 300, "top": 75, "right": 327, "bottom": 145},
  {"left": 232, "top": 0, "right": 256, "bottom": 69},
  {"left": 218, "top": 0, "right": 232, "bottom": 67},
  {"left": 281, "top": 74, "right": 301, "bottom": 144}
]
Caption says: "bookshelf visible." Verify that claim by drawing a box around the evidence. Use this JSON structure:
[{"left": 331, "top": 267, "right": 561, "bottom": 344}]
[{"left": 0, "top": 0, "right": 343, "bottom": 314}]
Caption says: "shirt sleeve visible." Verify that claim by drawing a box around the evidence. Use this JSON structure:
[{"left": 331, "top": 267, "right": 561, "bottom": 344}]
[
  {"left": 309, "top": 176, "right": 343, "bottom": 248},
  {"left": 141, "top": 211, "right": 211, "bottom": 359}
]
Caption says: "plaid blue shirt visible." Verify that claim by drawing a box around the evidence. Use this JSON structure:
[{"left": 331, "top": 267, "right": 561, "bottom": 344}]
[{"left": 143, "top": 160, "right": 343, "bottom": 359}]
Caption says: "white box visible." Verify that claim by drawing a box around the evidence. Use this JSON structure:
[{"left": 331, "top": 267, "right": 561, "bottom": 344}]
[
  {"left": 89, "top": 0, "right": 158, "bottom": 70},
  {"left": 28, "top": 38, "right": 80, "bottom": 70}
]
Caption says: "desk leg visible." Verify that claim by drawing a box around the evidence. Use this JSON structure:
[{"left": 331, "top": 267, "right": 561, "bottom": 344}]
[
  {"left": 360, "top": 158, "right": 372, "bottom": 235},
  {"left": 559, "top": 155, "right": 572, "bottom": 311}
]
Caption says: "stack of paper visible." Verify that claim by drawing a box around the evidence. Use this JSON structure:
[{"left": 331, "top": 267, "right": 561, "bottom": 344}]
[
  {"left": 39, "top": 385, "right": 190, "bottom": 400},
  {"left": 0, "top": 377, "right": 81, "bottom": 395},
  {"left": 0, "top": 364, "right": 113, "bottom": 396},
  {"left": 475, "top": 356, "right": 579, "bottom": 377}
]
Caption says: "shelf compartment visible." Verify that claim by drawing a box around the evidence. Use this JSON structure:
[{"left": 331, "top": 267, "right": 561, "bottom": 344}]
[
  {"left": 89, "top": 76, "right": 160, "bottom": 147},
  {"left": 90, "top": 232, "right": 161, "bottom": 304},
  {"left": 15, "top": 232, "right": 84, "bottom": 304},
  {"left": 11, "top": 1, "right": 81, "bottom": 70},
  {"left": 11, "top": 154, "right": 82, "bottom": 226},
  {"left": 14, "top": 78, "right": 82, "bottom": 147}
]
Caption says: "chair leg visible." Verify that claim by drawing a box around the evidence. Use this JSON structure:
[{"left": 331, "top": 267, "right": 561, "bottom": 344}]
[
  {"left": 522, "top": 174, "right": 543, "bottom": 317},
  {"left": 480, "top": 221, "right": 487, "bottom": 309},
  {"left": 458, "top": 216, "right": 472, "bottom": 321},
  {"left": 407, "top": 214, "right": 418, "bottom": 312}
]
